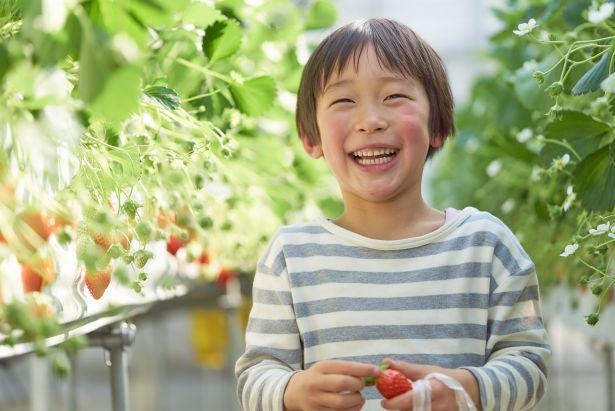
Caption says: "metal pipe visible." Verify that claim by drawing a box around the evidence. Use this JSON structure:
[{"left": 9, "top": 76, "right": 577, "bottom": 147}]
[{"left": 88, "top": 322, "right": 136, "bottom": 411}]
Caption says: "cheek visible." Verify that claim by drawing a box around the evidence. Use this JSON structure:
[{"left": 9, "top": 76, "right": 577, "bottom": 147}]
[
  {"left": 318, "top": 111, "right": 349, "bottom": 137},
  {"left": 398, "top": 112, "right": 430, "bottom": 144}
]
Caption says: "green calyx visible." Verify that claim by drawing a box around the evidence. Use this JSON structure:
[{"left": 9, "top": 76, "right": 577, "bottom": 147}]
[{"left": 362, "top": 363, "right": 390, "bottom": 386}]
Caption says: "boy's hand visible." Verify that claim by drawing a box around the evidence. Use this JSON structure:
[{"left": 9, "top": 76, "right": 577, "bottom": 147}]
[
  {"left": 283, "top": 359, "right": 381, "bottom": 411},
  {"left": 379, "top": 359, "right": 482, "bottom": 411}
]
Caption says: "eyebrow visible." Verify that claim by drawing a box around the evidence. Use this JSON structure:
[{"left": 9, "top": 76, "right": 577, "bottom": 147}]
[{"left": 323, "top": 76, "right": 414, "bottom": 95}]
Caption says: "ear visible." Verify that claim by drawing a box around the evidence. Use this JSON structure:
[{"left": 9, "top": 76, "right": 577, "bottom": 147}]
[
  {"left": 300, "top": 134, "right": 324, "bottom": 159},
  {"left": 430, "top": 134, "right": 447, "bottom": 148}
]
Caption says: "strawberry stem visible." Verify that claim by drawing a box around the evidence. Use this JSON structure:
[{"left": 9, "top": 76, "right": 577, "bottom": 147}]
[{"left": 363, "top": 376, "right": 376, "bottom": 386}]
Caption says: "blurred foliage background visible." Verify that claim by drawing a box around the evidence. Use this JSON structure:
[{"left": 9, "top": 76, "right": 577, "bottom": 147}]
[{"left": 430, "top": 0, "right": 615, "bottom": 325}]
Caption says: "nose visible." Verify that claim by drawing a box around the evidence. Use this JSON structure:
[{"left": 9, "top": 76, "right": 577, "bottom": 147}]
[{"left": 354, "top": 103, "right": 388, "bottom": 134}]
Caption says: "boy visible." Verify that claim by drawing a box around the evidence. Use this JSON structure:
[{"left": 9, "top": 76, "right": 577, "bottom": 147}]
[{"left": 235, "top": 18, "right": 550, "bottom": 411}]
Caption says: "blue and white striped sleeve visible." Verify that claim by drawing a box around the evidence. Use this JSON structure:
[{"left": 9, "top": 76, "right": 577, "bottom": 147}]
[
  {"left": 234, "top": 234, "right": 303, "bottom": 411},
  {"left": 463, "top": 225, "right": 551, "bottom": 411}
]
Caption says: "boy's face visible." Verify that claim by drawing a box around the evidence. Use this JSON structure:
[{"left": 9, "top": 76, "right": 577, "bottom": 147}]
[{"left": 301, "top": 45, "right": 444, "bottom": 205}]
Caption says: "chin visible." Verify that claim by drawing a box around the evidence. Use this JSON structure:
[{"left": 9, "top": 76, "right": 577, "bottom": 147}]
[{"left": 358, "top": 188, "right": 401, "bottom": 203}]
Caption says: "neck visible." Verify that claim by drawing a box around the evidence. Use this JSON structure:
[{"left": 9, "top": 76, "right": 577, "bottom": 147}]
[{"left": 334, "top": 194, "right": 445, "bottom": 240}]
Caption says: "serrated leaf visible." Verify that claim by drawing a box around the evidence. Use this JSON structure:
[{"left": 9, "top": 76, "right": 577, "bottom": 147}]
[
  {"left": 203, "top": 19, "right": 242, "bottom": 63},
  {"left": 540, "top": 110, "right": 610, "bottom": 164},
  {"left": 305, "top": 0, "right": 337, "bottom": 30},
  {"left": 572, "top": 51, "right": 612, "bottom": 95},
  {"left": 229, "top": 76, "right": 276, "bottom": 116},
  {"left": 181, "top": 3, "right": 225, "bottom": 28},
  {"left": 573, "top": 144, "right": 615, "bottom": 211},
  {"left": 144, "top": 86, "right": 180, "bottom": 110},
  {"left": 90, "top": 65, "right": 142, "bottom": 123}
]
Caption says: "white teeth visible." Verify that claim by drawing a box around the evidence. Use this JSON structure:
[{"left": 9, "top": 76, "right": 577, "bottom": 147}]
[
  {"left": 352, "top": 148, "right": 397, "bottom": 157},
  {"left": 356, "top": 156, "right": 395, "bottom": 165}
]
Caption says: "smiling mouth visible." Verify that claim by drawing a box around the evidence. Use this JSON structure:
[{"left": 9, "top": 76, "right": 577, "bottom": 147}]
[{"left": 351, "top": 148, "right": 399, "bottom": 165}]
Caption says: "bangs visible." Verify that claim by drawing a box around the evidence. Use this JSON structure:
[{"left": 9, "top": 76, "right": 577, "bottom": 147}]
[{"left": 314, "top": 20, "right": 423, "bottom": 98}]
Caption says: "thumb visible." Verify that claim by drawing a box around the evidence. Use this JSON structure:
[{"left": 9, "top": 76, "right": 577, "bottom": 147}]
[{"left": 382, "top": 358, "right": 439, "bottom": 381}]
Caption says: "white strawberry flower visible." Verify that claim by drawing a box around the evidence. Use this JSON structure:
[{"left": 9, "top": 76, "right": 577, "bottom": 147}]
[
  {"left": 589, "top": 222, "right": 611, "bottom": 235},
  {"left": 501, "top": 199, "right": 515, "bottom": 214},
  {"left": 562, "top": 185, "right": 576, "bottom": 212},
  {"left": 513, "top": 18, "right": 538, "bottom": 36},
  {"left": 516, "top": 128, "right": 533, "bottom": 143},
  {"left": 560, "top": 243, "right": 579, "bottom": 257},
  {"left": 552, "top": 153, "right": 570, "bottom": 170},
  {"left": 588, "top": 2, "right": 614, "bottom": 23},
  {"left": 601, "top": 73, "right": 615, "bottom": 93},
  {"left": 486, "top": 160, "right": 502, "bottom": 177}
]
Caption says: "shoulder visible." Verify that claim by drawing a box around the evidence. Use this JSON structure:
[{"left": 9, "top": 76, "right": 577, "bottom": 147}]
[
  {"left": 461, "top": 207, "right": 534, "bottom": 277},
  {"left": 258, "top": 220, "right": 330, "bottom": 268},
  {"left": 458, "top": 207, "right": 520, "bottom": 242}
]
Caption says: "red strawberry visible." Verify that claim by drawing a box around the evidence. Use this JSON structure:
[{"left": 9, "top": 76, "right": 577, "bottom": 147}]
[
  {"left": 20, "top": 210, "right": 56, "bottom": 241},
  {"left": 217, "top": 267, "right": 236, "bottom": 288},
  {"left": 21, "top": 259, "right": 56, "bottom": 293},
  {"left": 90, "top": 231, "right": 113, "bottom": 252},
  {"left": 166, "top": 234, "right": 184, "bottom": 256},
  {"left": 85, "top": 265, "right": 112, "bottom": 300},
  {"left": 21, "top": 264, "right": 43, "bottom": 293},
  {"left": 13, "top": 209, "right": 56, "bottom": 251},
  {"left": 198, "top": 250, "right": 211, "bottom": 265},
  {"left": 364, "top": 364, "right": 413, "bottom": 399}
]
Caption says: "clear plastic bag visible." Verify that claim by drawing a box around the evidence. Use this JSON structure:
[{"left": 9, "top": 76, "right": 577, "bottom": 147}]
[{"left": 411, "top": 372, "right": 478, "bottom": 411}]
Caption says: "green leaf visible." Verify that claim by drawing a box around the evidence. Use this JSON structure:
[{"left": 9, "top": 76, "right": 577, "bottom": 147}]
[
  {"left": 107, "top": 142, "right": 141, "bottom": 189},
  {"left": 99, "top": 0, "right": 147, "bottom": 47},
  {"left": 572, "top": 51, "right": 612, "bottom": 95},
  {"left": 156, "top": 0, "right": 190, "bottom": 12},
  {"left": 144, "top": 85, "right": 180, "bottom": 110},
  {"left": 573, "top": 144, "right": 615, "bottom": 211},
  {"left": 122, "top": 0, "right": 171, "bottom": 28},
  {"left": 229, "top": 76, "right": 276, "bottom": 116},
  {"left": 305, "top": 0, "right": 337, "bottom": 30},
  {"left": 0, "top": 43, "right": 10, "bottom": 83},
  {"left": 541, "top": 110, "right": 610, "bottom": 164},
  {"left": 203, "top": 19, "right": 242, "bottom": 63},
  {"left": 181, "top": 3, "right": 225, "bottom": 28},
  {"left": 545, "top": 111, "right": 610, "bottom": 142},
  {"left": 90, "top": 65, "right": 142, "bottom": 123},
  {"left": 78, "top": 19, "right": 113, "bottom": 103}
]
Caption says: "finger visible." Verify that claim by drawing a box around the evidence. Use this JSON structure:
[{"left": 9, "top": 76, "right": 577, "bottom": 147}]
[
  {"left": 382, "top": 358, "right": 439, "bottom": 380},
  {"left": 380, "top": 389, "right": 413, "bottom": 411},
  {"left": 318, "top": 359, "right": 381, "bottom": 378},
  {"left": 321, "top": 374, "right": 365, "bottom": 393},
  {"left": 381, "top": 390, "right": 413, "bottom": 411},
  {"left": 317, "top": 391, "right": 365, "bottom": 409}
]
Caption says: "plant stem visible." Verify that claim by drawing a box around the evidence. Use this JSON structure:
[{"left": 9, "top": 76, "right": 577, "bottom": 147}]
[
  {"left": 541, "top": 138, "right": 582, "bottom": 161},
  {"left": 176, "top": 58, "right": 234, "bottom": 84}
]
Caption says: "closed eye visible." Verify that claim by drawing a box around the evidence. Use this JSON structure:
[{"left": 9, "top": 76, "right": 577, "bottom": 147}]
[
  {"left": 330, "top": 98, "right": 354, "bottom": 106},
  {"left": 385, "top": 94, "right": 409, "bottom": 101}
]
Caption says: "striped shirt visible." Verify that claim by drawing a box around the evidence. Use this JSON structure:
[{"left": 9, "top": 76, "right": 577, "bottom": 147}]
[{"left": 235, "top": 207, "right": 551, "bottom": 411}]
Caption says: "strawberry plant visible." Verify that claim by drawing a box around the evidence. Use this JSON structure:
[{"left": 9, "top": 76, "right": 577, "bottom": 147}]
[
  {"left": 0, "top": 0, "right": 341, "bottom": 362},
  {"left": 430, "top": 0, "right": 614, "bottom": 325}
]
